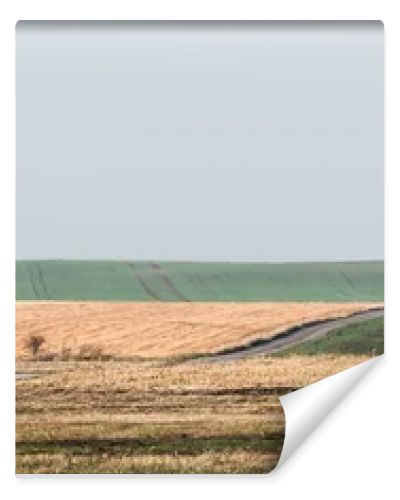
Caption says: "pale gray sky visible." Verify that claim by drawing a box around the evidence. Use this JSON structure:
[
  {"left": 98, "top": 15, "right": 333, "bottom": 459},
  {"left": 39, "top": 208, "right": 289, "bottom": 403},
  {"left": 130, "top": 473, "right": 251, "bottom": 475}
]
[{"left": 16, "top": 21, "right": 384, "bottom": 261}]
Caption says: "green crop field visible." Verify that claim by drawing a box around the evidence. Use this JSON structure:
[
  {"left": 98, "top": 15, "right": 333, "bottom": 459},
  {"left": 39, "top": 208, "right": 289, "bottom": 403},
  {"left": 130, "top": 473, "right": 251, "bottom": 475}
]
[
  {"left": 273, "top": 316, "right": 384, "bottom": 356},
  {"left": 16, "top": 260, "right": 384, "bottom": 302}
]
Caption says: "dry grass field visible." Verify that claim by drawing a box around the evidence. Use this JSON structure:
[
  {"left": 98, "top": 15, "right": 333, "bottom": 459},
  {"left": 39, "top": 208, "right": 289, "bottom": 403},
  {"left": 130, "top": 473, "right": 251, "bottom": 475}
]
[
  {"left": 16, "top": 299, "right": 382, "bottom": 473},
  {"left": 16, "top": 354, "right": 369, "bottom": 474},
  {"left": 16, "top": 302, "right": 380, "bottom": 358}
]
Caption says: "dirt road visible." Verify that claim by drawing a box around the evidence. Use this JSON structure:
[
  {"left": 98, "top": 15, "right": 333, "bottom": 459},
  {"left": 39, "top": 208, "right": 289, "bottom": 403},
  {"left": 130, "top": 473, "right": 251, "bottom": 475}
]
[{"left": 190, "top": 308, "right": 384, "bottom": 364}]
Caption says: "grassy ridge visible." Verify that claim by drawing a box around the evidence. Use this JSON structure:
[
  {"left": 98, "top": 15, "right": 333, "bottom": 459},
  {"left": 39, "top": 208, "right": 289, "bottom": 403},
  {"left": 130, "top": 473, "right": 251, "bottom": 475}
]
[
  {"left": 16, "top": 260, "right": 384, "bottom": 302},
  {"left": 274, "top": 317, "right": 384, "bottom": 356}
]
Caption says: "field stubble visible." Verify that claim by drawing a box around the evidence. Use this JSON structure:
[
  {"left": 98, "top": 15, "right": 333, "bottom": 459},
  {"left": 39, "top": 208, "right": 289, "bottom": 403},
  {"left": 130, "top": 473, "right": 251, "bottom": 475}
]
[
  {"left": 16, "top": 354, "right": 370, "bottom": 473},
  {"left": 16, "top": 300, "right": 380, "bottom": 473},
  {"left": 16, "top": 302, "right": 381, "bottom": 359}
]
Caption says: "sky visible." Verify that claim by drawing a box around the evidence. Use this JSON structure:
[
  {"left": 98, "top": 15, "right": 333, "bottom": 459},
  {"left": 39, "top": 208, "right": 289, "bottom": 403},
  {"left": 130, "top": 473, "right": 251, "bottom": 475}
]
[{"left": 16, "top": 21, "right": 384, "bottom": 261}]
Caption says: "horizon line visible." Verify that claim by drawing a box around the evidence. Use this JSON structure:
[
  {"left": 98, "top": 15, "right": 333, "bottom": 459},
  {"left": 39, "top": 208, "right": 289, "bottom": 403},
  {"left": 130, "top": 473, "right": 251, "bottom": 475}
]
[{"left": 15, "top": 258, "right": 384, "bottom": 264}]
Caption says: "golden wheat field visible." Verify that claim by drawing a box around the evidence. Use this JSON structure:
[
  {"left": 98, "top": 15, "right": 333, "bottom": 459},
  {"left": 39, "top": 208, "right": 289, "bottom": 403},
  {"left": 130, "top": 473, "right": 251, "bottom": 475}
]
[{"left": 16, "top": 302, "right": 380, "bottom": 359}]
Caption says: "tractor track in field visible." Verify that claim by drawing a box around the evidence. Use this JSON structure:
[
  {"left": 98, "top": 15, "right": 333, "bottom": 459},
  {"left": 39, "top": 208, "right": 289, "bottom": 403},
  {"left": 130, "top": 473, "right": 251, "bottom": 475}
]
[
  {"left": 127, "top": 263, "right": 163, "bottom": 301},
  {"left": 338, "top": 263, "right": 359, "bottom": 294},
  {"left": 188, "top": 307, "right": 384, "bottom": 364},
  {"left": 149, "top": 262, "right": 191, "bottom": 302},
  {"left": 36, "top": 263, "right": 50, "bottom": 299},
  {"left": 27, "top": 264, "right": 41, "bottom": 300}
]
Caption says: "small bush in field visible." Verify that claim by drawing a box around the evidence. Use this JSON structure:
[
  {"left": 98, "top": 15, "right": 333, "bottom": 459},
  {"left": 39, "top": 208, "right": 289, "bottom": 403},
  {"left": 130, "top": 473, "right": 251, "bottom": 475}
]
[{"left": 24, "top": 334, "right": 46, "bottom": 357}]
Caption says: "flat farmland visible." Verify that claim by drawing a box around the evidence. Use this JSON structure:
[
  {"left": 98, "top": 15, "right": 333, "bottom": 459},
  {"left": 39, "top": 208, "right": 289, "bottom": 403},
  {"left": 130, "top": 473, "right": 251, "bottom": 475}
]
[
  {"left": 16, "top": 354, "right": 369, "bottom": 473},
  {"left": 15, "top": 260, "right": 384, "bottom": 473},
  {"left": 16, "top": 302, "right": 381, "bottom": 358}
]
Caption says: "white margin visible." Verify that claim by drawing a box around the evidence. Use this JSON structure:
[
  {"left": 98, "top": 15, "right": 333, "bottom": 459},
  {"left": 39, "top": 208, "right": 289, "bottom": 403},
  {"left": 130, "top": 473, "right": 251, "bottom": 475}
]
[{"left": 276, "top": 355, "right": 383, "bottom": 470}]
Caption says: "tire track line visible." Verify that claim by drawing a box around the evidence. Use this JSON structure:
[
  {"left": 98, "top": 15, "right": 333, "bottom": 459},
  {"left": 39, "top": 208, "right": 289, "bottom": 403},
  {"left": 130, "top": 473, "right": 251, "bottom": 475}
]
[
  {"left": 36, "top": 262, "right": 50, "bottom": 299},
  {"left": 149, "top": 262, "right": 191, "bottom": 302},
  {"left": 338, "top": 263, "right": 360, "bottom": 297},
  {"left": 127, "top": 263, "right": 162, "bottom": 301},
  {"left": 27, "top": 264, "right": 40, "bottom": 299},
  {"left": 338, "top": 263, "right": 357, "bottom": 288}
]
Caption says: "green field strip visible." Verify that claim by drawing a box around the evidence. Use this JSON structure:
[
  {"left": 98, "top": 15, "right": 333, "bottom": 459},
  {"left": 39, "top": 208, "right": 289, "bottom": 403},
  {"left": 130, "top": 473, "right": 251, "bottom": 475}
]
[
  {"left": 161, "top": 261, "right": 384, "bottom": 302},
  {"left": 16, "top": 260, "right": 384, "bottom": 302},
  {"left": 17, "top": 261, "right": 152, "bottom": 301}
]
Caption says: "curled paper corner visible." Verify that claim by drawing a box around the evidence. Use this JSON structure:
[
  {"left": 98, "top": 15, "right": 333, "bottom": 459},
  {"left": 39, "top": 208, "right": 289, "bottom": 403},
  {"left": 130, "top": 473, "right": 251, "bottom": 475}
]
[{"left": 275, "top": 355, "right": 383, "bottom": 471}]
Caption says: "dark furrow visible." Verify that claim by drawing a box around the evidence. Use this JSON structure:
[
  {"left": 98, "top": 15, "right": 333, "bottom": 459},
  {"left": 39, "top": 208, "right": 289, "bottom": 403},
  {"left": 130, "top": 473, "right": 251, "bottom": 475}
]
[
  {"left": 27, "top": 264, "right": 40, "bottom": 299},
  {"left": 36, "top": 262, "right": 50, "bottom": 299},
  {"left": 149, "top": 262, "right": 191, "bottom": 302},
  {"left": 16, "top": 434, "right": 284, "bottom": 456},
  {"left": 145, "top": 386, "right": 298, "bottom": 397},
  {"left": 127, "top": 263, "right": 162, "bottom": 301},
  {"left": 338, "top": 263, "right": 359, "bottom": 291}
]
